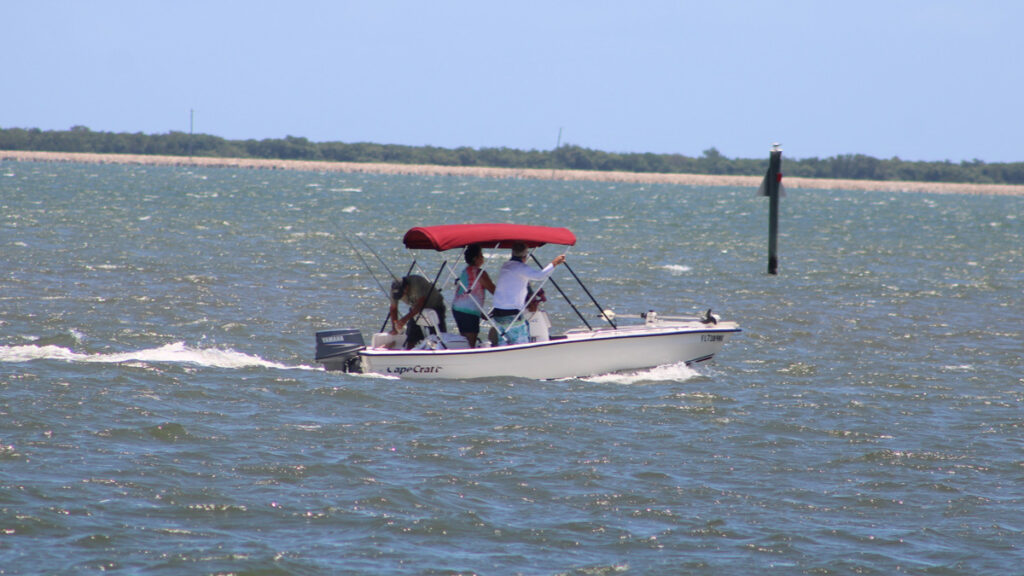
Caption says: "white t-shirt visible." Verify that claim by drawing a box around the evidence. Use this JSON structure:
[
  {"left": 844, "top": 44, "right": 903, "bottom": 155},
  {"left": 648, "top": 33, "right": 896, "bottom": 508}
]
[{"left": 492, "top": 259, "right": 554, "bottom": 311}]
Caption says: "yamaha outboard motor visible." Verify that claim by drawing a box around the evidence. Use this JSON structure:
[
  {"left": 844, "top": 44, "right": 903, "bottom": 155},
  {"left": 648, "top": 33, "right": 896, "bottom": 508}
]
[{"left": 315, "top": 329, "right": 365, "bottom": 372}]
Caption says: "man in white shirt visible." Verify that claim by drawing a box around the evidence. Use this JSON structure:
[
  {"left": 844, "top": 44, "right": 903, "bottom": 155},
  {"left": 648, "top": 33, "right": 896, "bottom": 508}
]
[{"left": 491, "top": 243, "right": 565, "bottom": 344}]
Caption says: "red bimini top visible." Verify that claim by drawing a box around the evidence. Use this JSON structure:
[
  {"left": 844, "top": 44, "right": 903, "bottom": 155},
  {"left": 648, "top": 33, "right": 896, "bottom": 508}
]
[{"left": 402, "top": 223, "right": 577, "bottom": 251}]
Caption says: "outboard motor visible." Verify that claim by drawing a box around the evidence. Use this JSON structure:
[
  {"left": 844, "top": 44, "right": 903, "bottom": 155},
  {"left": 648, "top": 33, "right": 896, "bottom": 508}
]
[{"left": 315, "top": 329, "right": 365, "bottom": 372}]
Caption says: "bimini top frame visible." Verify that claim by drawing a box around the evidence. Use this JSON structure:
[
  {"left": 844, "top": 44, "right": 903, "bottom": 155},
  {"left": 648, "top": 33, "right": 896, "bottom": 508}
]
[{"left": 396, "top": 223, "right": 613, "bottom": 345}]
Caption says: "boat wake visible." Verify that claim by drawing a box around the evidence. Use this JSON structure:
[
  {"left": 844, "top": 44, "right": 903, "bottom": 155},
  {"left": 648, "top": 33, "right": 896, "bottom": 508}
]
[
  {"left": 581, "top": 361, "right": 700, "bottom": 385},
  {"left": 0, "top": 342, "right": 315, "bottom": 371},
  {"left": 660, "top": 264, "right": 693, "bottom": 274}
]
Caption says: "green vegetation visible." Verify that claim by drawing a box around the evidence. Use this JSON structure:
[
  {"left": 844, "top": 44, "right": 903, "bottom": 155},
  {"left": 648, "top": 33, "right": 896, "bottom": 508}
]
[{"left": 2, "top": 126, "right": 1022, "bottom": 185}]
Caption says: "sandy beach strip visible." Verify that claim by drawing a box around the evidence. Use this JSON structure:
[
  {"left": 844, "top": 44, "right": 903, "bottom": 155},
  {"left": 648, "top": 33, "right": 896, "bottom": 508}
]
[{"left": 3, "top": 150, "right": 1022, "bottom": 196}]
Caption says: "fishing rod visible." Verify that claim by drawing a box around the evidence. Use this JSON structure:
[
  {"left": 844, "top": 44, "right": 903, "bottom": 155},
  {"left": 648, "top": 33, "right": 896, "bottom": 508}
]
[
  {"left": 355, "top": 234, "right": 399, "bottom": 281},
  {"left": 342, "top": 234, "right": 391, "bottom": 298},
  {"left": 561, "top": 260, "right": 616, "bottom": 329},
  {"left": 604, "top": 310, "right": 719, "bottom": 324},
  {"left": 347, "top": 233, "right": 413, "bottom": 334},
  {"left": 380, "top": 260, "right": 418, "bottom": 333},
  {"left": 529, "top": 251, "right": 593, "bottom": 331}
]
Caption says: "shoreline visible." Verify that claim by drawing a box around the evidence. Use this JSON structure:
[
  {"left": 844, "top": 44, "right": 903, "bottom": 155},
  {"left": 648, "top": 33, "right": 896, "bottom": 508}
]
[{"left": 3, "top": 150, "right": 1022, "bottom": 196}]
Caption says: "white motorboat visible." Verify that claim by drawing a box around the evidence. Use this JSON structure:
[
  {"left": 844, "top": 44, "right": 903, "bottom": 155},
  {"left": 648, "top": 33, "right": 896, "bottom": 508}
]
[{"left": 315, "top": 223, "right": 740, "bottom": 379}]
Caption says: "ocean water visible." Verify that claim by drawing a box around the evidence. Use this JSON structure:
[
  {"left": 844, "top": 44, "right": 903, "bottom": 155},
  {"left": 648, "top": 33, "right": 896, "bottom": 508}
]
[{"left": 1, "top": 161, "right": 1022, "bottom": 575}]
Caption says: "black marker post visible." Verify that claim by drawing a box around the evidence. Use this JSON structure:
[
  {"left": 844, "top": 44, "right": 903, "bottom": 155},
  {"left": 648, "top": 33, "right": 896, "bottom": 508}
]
[{"left": 758, "top": 144, "right": 785, "bottom": 275}]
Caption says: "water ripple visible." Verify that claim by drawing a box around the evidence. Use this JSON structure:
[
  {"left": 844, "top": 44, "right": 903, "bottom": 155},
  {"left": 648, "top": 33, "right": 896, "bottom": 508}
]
[{"left": 1, "top": 163, "right": 1021, "bottom": 574}]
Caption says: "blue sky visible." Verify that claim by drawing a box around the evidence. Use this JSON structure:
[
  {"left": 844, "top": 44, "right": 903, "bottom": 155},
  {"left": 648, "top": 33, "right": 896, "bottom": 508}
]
[{"left": 5, "top": 1, "right": 1021, "bottom": 162}]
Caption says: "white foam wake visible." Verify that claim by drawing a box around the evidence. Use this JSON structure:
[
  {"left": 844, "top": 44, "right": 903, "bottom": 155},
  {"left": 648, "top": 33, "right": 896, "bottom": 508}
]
[
  {"left": 0, "top": 342, "right": 313, "bottom": 370},
  {"left": 581, "top": 362, "right": 700, "bottom": 385}
]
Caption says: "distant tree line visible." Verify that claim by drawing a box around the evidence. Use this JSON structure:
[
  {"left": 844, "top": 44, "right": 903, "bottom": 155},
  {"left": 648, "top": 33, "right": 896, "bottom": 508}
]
[{"left": 2, "top": 126, "right": 1022, "bottom": 185}]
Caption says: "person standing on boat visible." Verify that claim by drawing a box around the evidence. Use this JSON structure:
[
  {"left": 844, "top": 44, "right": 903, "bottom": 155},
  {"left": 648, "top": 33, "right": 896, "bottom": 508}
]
[
  {"left": 491, "top": 243, "right": 565, "bottom": 345},
  {"left": 451, "top": 244, "right": 495, "bottom": 348},
  {"left": 389, "top": 275, "right": 447, "bottom": 349}
]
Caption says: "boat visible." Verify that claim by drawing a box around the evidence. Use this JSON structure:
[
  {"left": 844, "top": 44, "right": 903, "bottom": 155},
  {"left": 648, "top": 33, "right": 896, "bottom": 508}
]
[{"left": 315, "top": 223, "right": 740, "bottom": 379}]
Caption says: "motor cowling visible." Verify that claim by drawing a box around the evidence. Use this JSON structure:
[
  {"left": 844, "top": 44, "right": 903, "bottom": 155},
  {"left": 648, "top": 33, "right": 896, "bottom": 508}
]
[{"left": 315, "top": 329, "right": 365, "bottom": 372}]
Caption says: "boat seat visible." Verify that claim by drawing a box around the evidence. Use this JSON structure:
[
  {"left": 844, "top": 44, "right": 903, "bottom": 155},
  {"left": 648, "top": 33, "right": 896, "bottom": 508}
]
[{"left": 371, "top": 332, "right": 405, "bottom": 349}]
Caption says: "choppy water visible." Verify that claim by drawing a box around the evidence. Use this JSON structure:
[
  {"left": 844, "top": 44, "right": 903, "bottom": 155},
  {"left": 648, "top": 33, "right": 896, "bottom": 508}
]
[{"left": 1, "top": 161, "right": 1022, "bottom": 575}]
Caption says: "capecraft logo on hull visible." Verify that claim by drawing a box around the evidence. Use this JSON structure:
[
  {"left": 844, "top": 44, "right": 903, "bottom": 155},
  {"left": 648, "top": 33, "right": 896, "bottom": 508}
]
[{"left": 386, "top": 365, "right": 443, "bottom": 376}]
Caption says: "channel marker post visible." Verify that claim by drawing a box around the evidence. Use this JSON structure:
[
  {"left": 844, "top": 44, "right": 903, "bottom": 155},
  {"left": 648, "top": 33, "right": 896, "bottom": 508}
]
[{"left": 757, "top": 144, "right": 785, "bottom": 275}]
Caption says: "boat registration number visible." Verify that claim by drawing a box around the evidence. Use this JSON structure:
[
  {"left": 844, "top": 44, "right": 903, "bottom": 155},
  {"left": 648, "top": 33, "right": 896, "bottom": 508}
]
[{"left": 701, "top": 334, "right": 724, "bottom": 342}]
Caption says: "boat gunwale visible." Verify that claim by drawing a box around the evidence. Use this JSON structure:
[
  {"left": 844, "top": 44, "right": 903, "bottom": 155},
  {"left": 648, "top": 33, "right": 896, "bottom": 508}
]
[{"left": 359, "top": 323, "right": 741, "bottom": 358}]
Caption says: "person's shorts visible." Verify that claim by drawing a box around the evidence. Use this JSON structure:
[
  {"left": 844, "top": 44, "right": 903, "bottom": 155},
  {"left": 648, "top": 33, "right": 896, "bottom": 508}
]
[
  {"left": 453, "top": 309, "right": 482, "bottom": 335},
  {"left": 492, "top": 314, "right": 530, "bottom": 345}
]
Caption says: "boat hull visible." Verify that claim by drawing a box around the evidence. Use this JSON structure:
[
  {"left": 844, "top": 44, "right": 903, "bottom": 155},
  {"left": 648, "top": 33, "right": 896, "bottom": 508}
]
[{"left": 355, "top": 322, "right": 740, "bottom": 380}]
